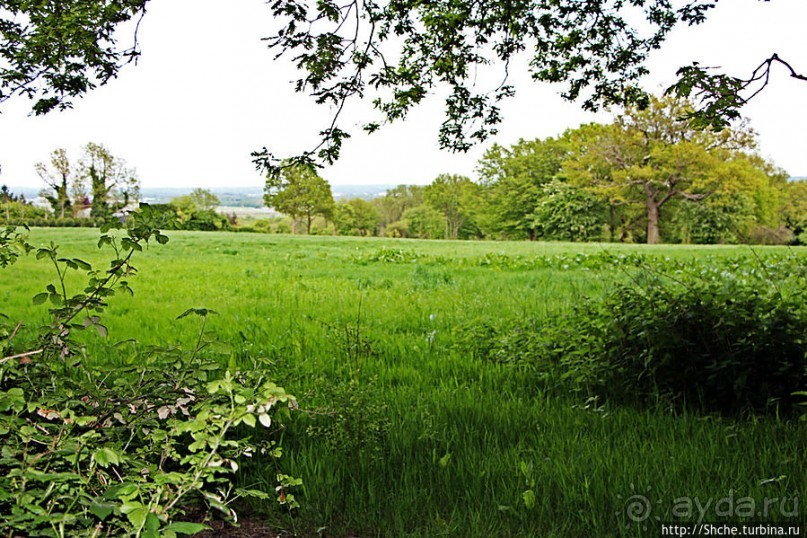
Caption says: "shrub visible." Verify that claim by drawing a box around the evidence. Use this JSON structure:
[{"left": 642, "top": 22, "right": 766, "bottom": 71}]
[
  {"left": 0, "top": 213, "right": 297, "bottom": 536},
  {"left": 548, "top": 258, "right": 807, "bottom": 415}
]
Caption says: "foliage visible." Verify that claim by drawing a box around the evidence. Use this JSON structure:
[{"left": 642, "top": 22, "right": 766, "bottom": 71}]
[
  {"left": 1, "top": 198, "right": 49, "bottom": 222},
  {"left": 78, "top": 142, "right": 141, "bottom": 219},
  {"left": 388, "top": 205, "right": 444, "bottom": 239},
  {"left": 35, "top": 148, "right": 74, "bottom": 218},
  {"left": 542, "top": 257, "right": 807, "bottom": 416},
  {"left": 35, "top": 144, "right": 141, "bottom": 221},
  {"left": 530, "top": 180, "right": 606, "bottom": 242},
  {"left": 264, "top": 164, "right": 335, "bottom": 235},
  {"left": 372, "top": 185, "right": 425, "bottom": 235},
  {"left": 0, "top": 0, "right": 148, "bottom": 115},
  {"left": 424, "top": 174, "right": 481, "bottom": 240},
  {"left": 477, "top": 137, "right": 569, "bottom": 239},
  {"left": 781, "top": 180, "right": 807, "bottom": 245},
  {"left": 171, "top": 189, "right": 221, "bottom": 213},
  {"left": 0, "top": 215, "right": 296, "bottom": 537},
  {"left": 333, "top": 198, "right": 379, "bottom": 236},
  {"left": 253, "top": 0, "right": 721, "bottom": 170}
]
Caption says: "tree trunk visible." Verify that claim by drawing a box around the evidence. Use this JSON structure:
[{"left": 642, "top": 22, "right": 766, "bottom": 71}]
[
  {"left": 646, "top": 199, "right": 661, "bottom": 244},
  {"left": 306, "top": 213, "right": 313, "bottom": 235}
]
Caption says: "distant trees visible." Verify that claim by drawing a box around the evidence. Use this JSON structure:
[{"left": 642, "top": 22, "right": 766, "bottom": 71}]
[
  {"left": 423, "top": 174, "right": 480, "bottom": 240},
  {"left": 1, "top": 185, "right": 47, "bottom": 222},
  {"left": 36, "top": 143, "right": 140, "bottom": 220},
  {"left": 264, "top": 164, "right": 335, "bottom": 234},
  {"left": 246, "top": 96, "right": 802, "bottom": 244},
  {"left": 334, "top": 198, "right": 379, "bottom": 236},
  {"left": 35, "top": 149, "right": 73, "bottom": 218},
  {"left": 168, "top": 188, "right": 228, "bottom": 231},
  {"left": 79, "top": 142, "right": 140, "bottom": 219},
  {"left": 477, "top": 137, "right": 569, "bottom": 239}
]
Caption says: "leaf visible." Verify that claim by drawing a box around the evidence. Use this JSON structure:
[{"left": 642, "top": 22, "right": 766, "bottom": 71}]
[
  {"left": 32, "top": 292, "right": 49, "bottom": 305},
  {"left": 522, "top": 489, "right": 536, "bottom": 509},
  {"left": 120, "top": 501, "right": 148, "bottom": 529},
  {"left": 73, "top": 258, "right": 92, "bottom": 270},
  {"left": 89, "top": 502, "right": 115, "bottom": 521},
  {"left": 163, "top": 522, "right": 210, "bottom": 535},
  {"left": 258, "top": 413, "right": 272, "bottom": 428},
  {"left": 93, "top": 447, "right": 120, "bottom": 468},
  {"left": 177, "top": 308, "right": 218, "bottom": 320},
  {"left": 242, "top": 413, "right": 256, "bottom": 428}
]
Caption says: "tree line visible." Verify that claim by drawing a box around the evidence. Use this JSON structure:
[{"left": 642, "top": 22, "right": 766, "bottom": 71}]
[
  {"left": 264, "top": 97, "right": 806, "bottom": 245},
  {"left": 3, "top": 98, "right": 805, "bottom": 244}
]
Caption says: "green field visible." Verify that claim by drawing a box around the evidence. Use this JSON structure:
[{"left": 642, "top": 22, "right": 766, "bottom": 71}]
[{"left": 1, "top": 229, "right": 805, "bottom": 537}]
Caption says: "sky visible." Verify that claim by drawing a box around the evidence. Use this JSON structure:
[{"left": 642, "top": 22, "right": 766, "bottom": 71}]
[{"left": 0, "top": 0, "right": 805, "bottom": 191}]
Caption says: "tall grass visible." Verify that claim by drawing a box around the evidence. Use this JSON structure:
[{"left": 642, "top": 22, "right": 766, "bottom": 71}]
[{"left": 1, "top": 228, "right": 804, "bottom": 537}]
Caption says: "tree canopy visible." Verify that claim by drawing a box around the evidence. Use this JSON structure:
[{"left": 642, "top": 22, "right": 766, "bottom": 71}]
[
  {"left": 0, "top": 0, "right": 147, "bottom": 115},
  {"left": 0, "top": 1, "right": 802, "bottom": 170},
  {"left": 264, "top": 164, "right": 335, "bottom": 234}
]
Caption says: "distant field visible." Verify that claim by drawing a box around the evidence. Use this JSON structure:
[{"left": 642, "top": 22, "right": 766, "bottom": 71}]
[{"left": 1, "top": 229, "right": 804, "bottom": 537}]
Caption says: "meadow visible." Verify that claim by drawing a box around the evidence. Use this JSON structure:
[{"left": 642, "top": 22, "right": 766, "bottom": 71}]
[{"left": 1, "top": 228, "right": 805, "bottom": 537}]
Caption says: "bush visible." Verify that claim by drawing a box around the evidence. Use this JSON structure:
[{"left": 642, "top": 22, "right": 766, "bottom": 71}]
[
  {"left": 0, "top": 217, "right": 297, "bottom": 536},
  {"left": 547, "top": 258, "right": 807, "bottom": 415}
]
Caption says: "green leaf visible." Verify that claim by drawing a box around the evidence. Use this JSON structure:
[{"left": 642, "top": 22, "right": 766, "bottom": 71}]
[
  {"left": 93, "top": 447, "right": 120, "bottom": 468},
  {"left": 89, "top": 502, "right": 115, "bottom": 521},
  {"left": 242, "top": 413, "right": 256, "bottom": 428},
  {"left": 145, "top": 512, "right": 160, "bottom": 532},
  {"left": 32, "top": 292, "right": 49, "bottom": 305},
  {"left": 177, "top": 308, "right": 218, "bottom": 320},
  {"left": 73, "top": 258, "right": 92, "bottom": 270},
  {"left": 120, "top": 501, "right": 148, "bottom": 529},
  {"left": 522, "top": 489, "right": 536, "bottom": 509},
  {"left": 164, "top": 522, "right": 210, "bottom": 535}
]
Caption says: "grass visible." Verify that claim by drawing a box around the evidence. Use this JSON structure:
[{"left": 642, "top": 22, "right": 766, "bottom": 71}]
[{"left": 1, "top": 228, "right": 805, "bottom": 537}]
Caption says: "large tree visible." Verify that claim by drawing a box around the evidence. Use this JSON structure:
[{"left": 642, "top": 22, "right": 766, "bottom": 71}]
[
  {"left": 264, "top": 164, "right": 335, "bottom": 234},
  {"left": 563, "top": 97, "right": 765, "bottom": 244},
  {"left": 424, "top": 174, "right": 480, "bottom": 240},
  {"left": 78, "top": 143, "right": 140, "bottom": 219},
  {"left": 477, "top": 137, "right": 569, "bottom": 239},
  {"left": 35, "top": 148, "right": 73, "bottom": 218}
]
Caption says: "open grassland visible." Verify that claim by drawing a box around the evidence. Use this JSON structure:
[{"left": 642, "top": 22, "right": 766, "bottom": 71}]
[{"left": 1, "top": 228, "right": 805, "bottom": 537}]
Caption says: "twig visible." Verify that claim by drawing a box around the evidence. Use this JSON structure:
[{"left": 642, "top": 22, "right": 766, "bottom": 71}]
[{"left": 0, "top": 349, "right": 43, "bottom": 364}]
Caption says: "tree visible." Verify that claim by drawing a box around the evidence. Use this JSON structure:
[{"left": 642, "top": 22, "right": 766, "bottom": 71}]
[
  {"left": 0, "top": 185, "right": 46, "bottom": 222},
  {"left": 78, "top": 143, "right": 140, "bottom": 219},
  {"left": 264, "top": 164, "right": 335, "bottom": 234},
  {"left": 373, "top": 185, "right": 425, "bottom": 235},
  {"left": 779, "top": 179, "right": 807, "bottom": 245},
  {"left": 477, "top": 137, "right": 570, "bottom": 239},
  {"left": 35, "top": 149, "right": 73, "bottom": 218},
  {"left": 171, "top": 189, "right": 221, "bottom": 213},
  {"left": 0, "top": 1, "right": 148, "bottom": 115},
  {"left": 334, "top": 198, "right": 380, "bottom": 236},
  {"left": 387, "top": 205, "right": 444, "bottom": 239},
  {"left": 531, "top": 180, "right": 607, "bottom": 242},
  {"left": 564, "top": 97, "right": 761, "bottom": 244},
  {"left": 254, "top": 0, "right": 804, "bottom": 171},
  {"left": 424, "top": 174, "right": 480, "bottom": 240}
]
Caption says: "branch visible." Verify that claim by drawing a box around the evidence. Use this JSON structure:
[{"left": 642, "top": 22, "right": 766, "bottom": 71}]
[{"left": 667, "top": 53, "right": 807, "bottom": 129}]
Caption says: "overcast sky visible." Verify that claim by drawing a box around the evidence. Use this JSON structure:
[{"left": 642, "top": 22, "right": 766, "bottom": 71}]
[{"left": 1, "top": 0, "right": 805, "bottom": 191}]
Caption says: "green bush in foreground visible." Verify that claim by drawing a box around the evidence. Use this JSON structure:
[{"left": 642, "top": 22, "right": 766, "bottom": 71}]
[
  {"left": 0, "top": 216, "right": 296, "bottom": 537},
  {"left": 547, "top": 258, "right": 807, "bottom": 416}
]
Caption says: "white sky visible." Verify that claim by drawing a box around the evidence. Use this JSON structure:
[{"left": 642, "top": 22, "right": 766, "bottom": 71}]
[{"left": 0, "top": 0, "right": 805, "bottom": 190}]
